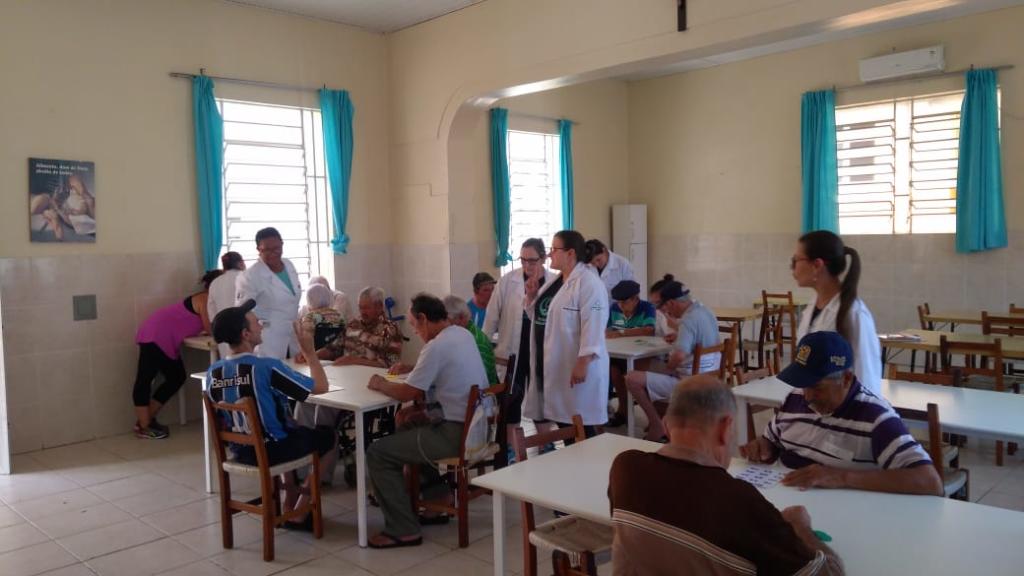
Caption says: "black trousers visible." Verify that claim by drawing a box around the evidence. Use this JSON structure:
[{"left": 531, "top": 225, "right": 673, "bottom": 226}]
[{"left": 132, "top": 342, "right": 186, "bottom": 407}]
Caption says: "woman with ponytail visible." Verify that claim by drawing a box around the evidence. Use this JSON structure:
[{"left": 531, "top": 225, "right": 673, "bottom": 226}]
[{"left": 791, "top": 230, "right": 882, "bottom": 394}]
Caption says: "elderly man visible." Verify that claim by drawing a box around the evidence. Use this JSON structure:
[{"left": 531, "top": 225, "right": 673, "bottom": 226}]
[
  {"left": 625, "top": 281, "right": 720, "bottom": 441},
  {"left": 319, "top": 286, "right": 403, "bottom": 367},
  {"left": 365, "top": 293, "right": 488, "bottom": 548},
  {"left": 467, "top": 272, "right": 496, "bottom": 328},
  {"left": 606, "top": 280, "right": 657, "bottom": 428},
  {"left": 443, "top": 295, "right": 499, "bottom": 385},
  {"left": 609, "top": 375, "right": 843, "bottom": 575},
  {"left": 741, "top": 332, "right": 942, "bottom": 496}
]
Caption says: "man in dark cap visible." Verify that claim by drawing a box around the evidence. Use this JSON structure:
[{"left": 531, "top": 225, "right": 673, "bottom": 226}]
[
  {"left": 467, "top": 272, "right": 496, "bottom": 328},
  {"left": 205, "top": 300, "right": 333, "bottom": 530},
  {"left": 605, "top": 280, "right": 658, "bottom": 427}
]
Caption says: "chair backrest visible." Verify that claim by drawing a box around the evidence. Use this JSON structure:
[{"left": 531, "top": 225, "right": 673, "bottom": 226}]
[
  {"left": 761, "top": 290, "right": 794, "bottom": 307},
  {"left": 716, "top": 322, "right": 741, "bottom": 386},
  {"left": 939, "top": 335, "right": 1004, "bottom": 390},
  {"left": 918, "top": 303, "right": 934, "bottom": 330},
  {"left": 886, "top": 364, "right": 963, "bottom": 387},
  {"left": 892, "top": 402, "right": 945, "bottom": 481},
  {"left": 982, "top": 311, "right": 1024, "bottom": 338},
  {"left": 202, "top": 394, "right": 269, "bottom": 470},
  {"left": 512, "top": 415, "right": 586, "bottom": 576},
  {"left": 1011, "top": 303, "right": 1024, "bottom": 315},
  {"left": 762, "top": 290, "right": 798, "bottom": 357},
  {"left": 691, "top": 339, "right": 729, "bottom": 381},
  {"left": 457, "top": 383, "right": 506, "bottom": 467}
]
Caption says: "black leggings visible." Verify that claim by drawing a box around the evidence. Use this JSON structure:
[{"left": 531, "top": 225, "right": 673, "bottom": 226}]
[{"left": 132, "top": 342, "right": 186, "bottom": 407}]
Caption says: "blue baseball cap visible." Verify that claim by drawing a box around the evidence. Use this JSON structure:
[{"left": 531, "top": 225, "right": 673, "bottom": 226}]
[{"left": 777, "top": 331, "right": 853, "bottom": 388}]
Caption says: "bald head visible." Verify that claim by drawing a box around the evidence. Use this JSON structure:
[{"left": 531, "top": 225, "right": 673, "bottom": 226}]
[{"left": 665, "top": 375, "right": 736, "bottom": 430}]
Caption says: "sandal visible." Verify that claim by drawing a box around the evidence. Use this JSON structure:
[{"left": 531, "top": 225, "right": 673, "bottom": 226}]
[
  {"left": 368, "top": 532, "right": 423, "bottom": 549},
  {"left": 282, "top": 514, "right": 314, "bottom": 532},
  {"left": 418, "top": 513, "right": 450, "bottom": 526}
]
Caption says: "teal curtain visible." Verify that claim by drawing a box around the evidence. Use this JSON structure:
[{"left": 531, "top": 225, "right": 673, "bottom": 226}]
[
  {"left": 192, "top": 76, "right": 224, "bottom": 271},
  {"left": 558, "top": 119, "right": 575, "bottom": 229},
  {"left": 490, "top": 108, "right": 513, "bottom": 267},
  {"left": 800, "top": 90, "right": 839, "bottom": 234},
  {"left": 956, "top": 69, "right": 1006, "bottom": 253},
  {"left": 320, "top": 89, "right": 355, "bottom": 254}
]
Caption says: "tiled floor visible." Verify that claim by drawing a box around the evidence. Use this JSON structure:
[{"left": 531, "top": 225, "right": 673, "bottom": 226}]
[{"left": 2, "top": 419, "right": 1024, "bottom": 576}]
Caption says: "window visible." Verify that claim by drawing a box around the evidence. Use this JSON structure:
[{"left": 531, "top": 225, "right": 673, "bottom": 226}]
[
  {"left": 835, "top": 90, "right": 996, "bottom": 235},
  {"left": 502, "top": 130, "right": 562, "bottom": 274},
  {"left": 218, "top": 99, "right": 333, "bottom": 288}
]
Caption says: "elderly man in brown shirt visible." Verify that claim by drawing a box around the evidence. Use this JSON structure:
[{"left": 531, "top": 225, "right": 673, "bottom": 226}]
[
  {"left": 608, "top": 375, "right": 843, "bottom": 576},
  {"left": 317, "top": 286, "right": 403, "bottom": 367}
]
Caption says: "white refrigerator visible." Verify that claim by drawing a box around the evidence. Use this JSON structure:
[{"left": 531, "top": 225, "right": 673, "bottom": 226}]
[{"left": 611, "top": 204, "right": 647, "bottom": 290}]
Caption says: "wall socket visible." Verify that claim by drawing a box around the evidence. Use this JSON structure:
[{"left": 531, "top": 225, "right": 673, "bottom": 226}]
[{"left": 73, "top": 294, "right": 97, "bottom": 321}]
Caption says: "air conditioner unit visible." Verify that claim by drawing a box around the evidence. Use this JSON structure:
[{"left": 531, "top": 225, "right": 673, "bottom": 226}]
[{"left": 859, "top": 46, "right": 945, "bottom": 83}]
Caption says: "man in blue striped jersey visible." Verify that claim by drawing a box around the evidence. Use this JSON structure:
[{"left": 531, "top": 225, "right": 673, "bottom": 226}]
[
  {"left": 740, "top": 331, "right": 942, "bottom": 496},
  {"left": 206, "top": 299, "right": 332, "bottom": 530}
]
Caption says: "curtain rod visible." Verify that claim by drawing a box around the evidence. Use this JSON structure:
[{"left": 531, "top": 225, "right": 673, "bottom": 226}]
[
  {"left": 832, "top": 64, "right": 1013, "bottom": 93},
  {"left": 508, "top": 111, "right": 579, "bottom": 126},
  {"left": 169, "top": 70, "right": 327, "bottom": 93}
]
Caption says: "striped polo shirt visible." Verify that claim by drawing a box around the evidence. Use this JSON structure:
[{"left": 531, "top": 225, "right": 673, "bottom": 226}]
[{"left": 764, "top": 379, "right": 932, "bottom": 470}]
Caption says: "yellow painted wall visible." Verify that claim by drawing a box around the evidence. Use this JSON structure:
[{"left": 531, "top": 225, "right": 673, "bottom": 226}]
[
  {"left": 0, "top": 0, "right": 390, "bottom": 258},
  {"left": 629, "top": 6, "right": 1024, "bottom": 235}
]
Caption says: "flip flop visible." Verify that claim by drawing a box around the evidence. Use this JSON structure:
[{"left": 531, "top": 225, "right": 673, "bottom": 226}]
[{"left": 368, "top": 532, "right": 423, "bottom": 549}]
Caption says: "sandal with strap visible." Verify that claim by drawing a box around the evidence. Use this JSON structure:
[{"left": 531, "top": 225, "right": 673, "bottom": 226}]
[{"left": 368, "top": 532, "right": 423, "bottom": 549}]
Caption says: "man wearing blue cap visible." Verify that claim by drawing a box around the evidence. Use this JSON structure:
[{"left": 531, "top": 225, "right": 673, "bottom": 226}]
[{"left": 740, "top": 331, "right": 942, "bottom": 496}]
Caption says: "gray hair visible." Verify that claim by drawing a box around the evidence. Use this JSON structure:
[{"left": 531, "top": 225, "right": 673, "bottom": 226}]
[
  {"left": 306, "top": 284, "right": 333, "bottom": 310},
  {"left": 309, "top": 275, "right": 331, "bottom": 289},
  {"left": 358, "top": 286, "right": 385, "bottom": 305},
  {"left": 443, "top": 295, "right": 471, "bottom": 322},
  {"left": 666, "top": 376, "right": 737, "bottom": 428}
]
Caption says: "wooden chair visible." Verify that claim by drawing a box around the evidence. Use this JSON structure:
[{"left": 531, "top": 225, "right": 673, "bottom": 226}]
[
  {"left": 762, "top": 290, "right": 798, "bottom": 360},
  {"left": 982, "top": 311, "right": 1024, "bottom": 339},
  {"left": 653, "top": 338, "right": 732, "bottom": 416},
  {"left": 202, "top": 395, "right": 323, "bottom": 561},
  {"left": 742, "top": 305, "right": 783, "bottom": 375},
  {"left": 939, "top": 336, "right": 1013, "bottom": 465},
  {"left": 886, "top": 364, "right": 965, "bottom": 463},
  {"left": 892, "top": 402, "right": 970, "bottom": 500},
  {"left": 513, "top": 416, "right": 609, "bottom": 576},
  {"left": 1011, "top": 304, "right": 1024, "bottom": 315},
  {"left": 915, "top": 303, "right": 935, "bottom": 372},
  {"left": 718, "top": 322, "right": 743, "bottom": 387},
  {"left": 406, "top": 383, "right": 505, "bottom": 548}
]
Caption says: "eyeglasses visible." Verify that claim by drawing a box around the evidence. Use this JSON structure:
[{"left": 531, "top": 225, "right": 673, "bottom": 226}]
[
  {"left": 790, "top": 256, "right": 810, "bottom": 269},
  {"left": 548, "top": 247, "right": 568, "bottom": 255},
  {"left": 520, "top": 257, "right": 542, "bottom": 265}
]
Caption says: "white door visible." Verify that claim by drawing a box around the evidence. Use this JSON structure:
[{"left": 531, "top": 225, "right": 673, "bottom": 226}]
[{"left": 0, "top": 295, "right": 9, "bottom": 474}]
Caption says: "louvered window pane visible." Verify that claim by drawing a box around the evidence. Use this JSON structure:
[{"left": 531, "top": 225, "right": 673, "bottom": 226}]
[
  {"left": 218, "top": 99, "right": 333, "bottom": 289},
  {"left": 502, "top": 130, "right": 563, "bottom": 275}
]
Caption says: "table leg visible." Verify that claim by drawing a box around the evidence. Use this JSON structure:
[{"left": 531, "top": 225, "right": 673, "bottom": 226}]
[
  {"left": 178, "top": 393, "right": 187, "bottom": 426},
  {"left": 355, "top": 409, "right": 368, "bottom": 548},
  {"left": 625, "top": 358, "right": 635, "bottom": 438},
  {"left": 735, "top": 396, "right": 750, "bottom": 451},
  {"left": 203, "top": 397, "right": 213, "bottom": 494},
  {"left": 492, "top": 491, "right": 506, "bottom": 576}
]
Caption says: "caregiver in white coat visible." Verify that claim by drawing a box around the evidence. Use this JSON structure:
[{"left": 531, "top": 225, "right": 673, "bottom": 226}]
[
  {"left": 207, "top": 251, "right": 246, "bottom": 359},
  {"left": 235, "top": 227, "right": 301, "bottom": 359},
  {"left": 584, "top": 238, "right": 635, "bottom": 297},
  {"left": 525, "top": 230, "right": 610, "bottom": 435},
  {"left": 791, "top": 230, "right": 882, "bottom": 395}
]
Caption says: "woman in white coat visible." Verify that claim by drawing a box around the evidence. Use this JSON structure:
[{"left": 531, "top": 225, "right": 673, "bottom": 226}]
[
  {"left": 791, "top": 230, "right": 882, "bottom": 395},
  {"left": 207, "top": 251, "right": 246, "bottom": 359},
  {"left": 484, "top": 238, "right": 557, "bottom": 439},
  {"left": 584, "top": 238, "right": 636, "bottom": 297},
  {"left": 525, "top": 230, "right": 610, "bottom": 436},
  {"left": 235, "top": 227, "right": 302, "bottom": 359}
]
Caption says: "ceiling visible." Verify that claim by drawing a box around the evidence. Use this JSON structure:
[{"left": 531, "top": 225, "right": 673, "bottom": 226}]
[{"left": 225, "top": 0, "right": 485, "bottom": 33}]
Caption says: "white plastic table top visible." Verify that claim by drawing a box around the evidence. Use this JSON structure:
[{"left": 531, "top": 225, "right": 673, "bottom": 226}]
[
  {"left": 283, "top": 363, "right": 398, "bottom": 411},
  {"left": 605, "top": 336, "right": 673, "bottom": 360},
  {"left": 473, "top": 433, "right": 1024, "bottom": 576},
  {"left": 731, "top": 376, "right": 1024, "bottom": 443}
]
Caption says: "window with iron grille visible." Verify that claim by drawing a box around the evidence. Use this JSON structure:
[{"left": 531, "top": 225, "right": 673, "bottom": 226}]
[
  {"left": 501, "top": 130, "right": 563, "bottom": 275},
  {"left": 217, "top": 99, "right": 333, "bottom": 288},
  {"left": 835, "top": 90, "right": 997, "bottom": 235}
]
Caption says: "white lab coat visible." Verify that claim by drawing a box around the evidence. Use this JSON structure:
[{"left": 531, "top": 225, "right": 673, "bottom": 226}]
[
  {"left": 482, "top": 267, "right": 557, "bottom": 360},
  {"left": 797, "top": 294, "right": 882, "bottom": 395},
  {"left": 236, "top": 259, "right": 301, "bottom": 359},
  {"left": 590, "top": 250, "right": 636, "bottom": 296},
  {"left": 525, "top": 263, "right": 610, "bottom": 426},
  {"left": 207, "top": 269, "right": 242, "bottom": 359}
]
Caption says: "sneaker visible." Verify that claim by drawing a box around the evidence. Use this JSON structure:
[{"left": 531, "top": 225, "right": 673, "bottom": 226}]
[
  {"left": 134, "top": 422, "right": 168, "bottom": 440},
  {"left": 149, "top": 418, "right": 170, "bottom": 435}
]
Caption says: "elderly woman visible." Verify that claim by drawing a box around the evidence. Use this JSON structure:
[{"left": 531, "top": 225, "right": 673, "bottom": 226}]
[
  {"left": 304, "top": 275, "right": 353, "bottom": 323},
  {"left": 297, "top": 284, "right": 345, "bottom": 361}
]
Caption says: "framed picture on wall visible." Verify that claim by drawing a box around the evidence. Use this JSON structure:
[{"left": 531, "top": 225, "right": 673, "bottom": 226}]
[{"left": 28, "top": 158, "right": 96, "bottom": 243}]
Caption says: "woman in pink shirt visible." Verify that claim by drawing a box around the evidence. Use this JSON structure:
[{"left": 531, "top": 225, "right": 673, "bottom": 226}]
[{"left": 131, "top": 270, "right": 221, "bottom": 439}]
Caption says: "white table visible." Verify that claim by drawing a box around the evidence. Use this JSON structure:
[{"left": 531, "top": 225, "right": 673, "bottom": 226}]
[
  {"left": 192, "top": 363, "right": 398, "bottom": 548},
  {"left": 472, "top": 433, "right": 1024, "bottom": 576},
  {"left": 181, "top": 335, "right": 218, "bottom": 425},
  {"left": 731, "top": 376, "right": 1024, "bottom": 446},
  {"left": 605, "top": 336, "right": 673, "bottom": 437}
]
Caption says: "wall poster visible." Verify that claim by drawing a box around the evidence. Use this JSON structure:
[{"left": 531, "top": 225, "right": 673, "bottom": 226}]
[{"left": 29, "top": 158, "right": 96, "bottom": 243}]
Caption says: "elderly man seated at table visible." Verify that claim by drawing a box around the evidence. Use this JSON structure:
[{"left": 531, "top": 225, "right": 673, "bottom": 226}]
[
  {"left": 605, "top": 280, "right": 657, "bottom": 428},
  {"left": 625, "top": 280, "right": 720, "bottom": 441},
  {"left": 443, "top": 295, "right": 499, "bottom": 385},
  {"left": 740, "top": 331, "right": 942, "bottom": 496},
  {"left": 610, "top": 375, "right": 843, "bottom": 575},
  {"left": 316, "top": 286, "right": 403, "bottom": 368},
  {"left": 365, "top": 293, "right": 488, "bottom": 548}
]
